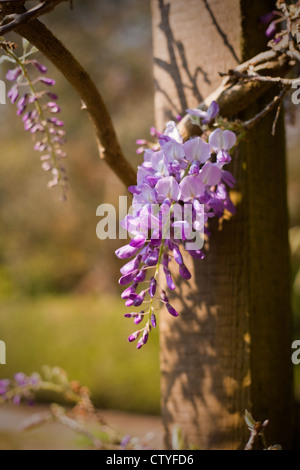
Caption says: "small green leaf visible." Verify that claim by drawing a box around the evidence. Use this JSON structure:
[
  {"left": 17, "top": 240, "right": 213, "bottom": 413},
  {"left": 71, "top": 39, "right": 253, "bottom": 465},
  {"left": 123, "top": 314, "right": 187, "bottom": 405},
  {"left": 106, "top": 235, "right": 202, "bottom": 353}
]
[
  {"left": 171, "top": 424, "right": 185, "bottom": 450},
  {"left": 245, "top": 409, "right": 256, "bottom": 430},
  {"left": 22, "top": 38, "right": 30, "bottom": 55}
]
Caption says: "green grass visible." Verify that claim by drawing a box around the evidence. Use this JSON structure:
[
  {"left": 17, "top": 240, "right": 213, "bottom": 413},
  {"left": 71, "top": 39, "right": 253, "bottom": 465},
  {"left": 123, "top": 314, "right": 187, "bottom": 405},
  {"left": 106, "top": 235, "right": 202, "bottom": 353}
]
[{"left": 0, "top": 293, "right": 160, "bottom": 414}]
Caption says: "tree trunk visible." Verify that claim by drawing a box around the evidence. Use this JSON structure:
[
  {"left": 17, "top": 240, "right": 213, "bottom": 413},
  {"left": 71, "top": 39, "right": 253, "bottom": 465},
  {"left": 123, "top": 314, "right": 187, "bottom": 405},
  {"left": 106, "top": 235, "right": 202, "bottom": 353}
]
[{"left": 151, "top": 0, "right": 294, "bottom": 450}]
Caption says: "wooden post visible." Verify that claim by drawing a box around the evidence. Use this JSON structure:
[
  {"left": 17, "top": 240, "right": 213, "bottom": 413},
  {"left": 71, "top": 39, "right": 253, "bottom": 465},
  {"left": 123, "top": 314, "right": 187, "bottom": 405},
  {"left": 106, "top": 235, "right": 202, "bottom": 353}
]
[{"left": 151, "top": 0, "right": 294, "bottom": 449}]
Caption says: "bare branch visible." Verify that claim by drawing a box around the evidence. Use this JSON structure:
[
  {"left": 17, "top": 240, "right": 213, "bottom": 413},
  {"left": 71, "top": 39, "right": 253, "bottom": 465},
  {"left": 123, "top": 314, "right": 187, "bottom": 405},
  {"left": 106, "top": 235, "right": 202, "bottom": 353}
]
[
  {"left": 6, "top": 17, "right": 137, "bottom": 187},
  {"left": 0, "top": 1, "right": 69, "bottom": 35},
  {"left": 220, "top": 69, "right": 295, "bottom": 87},
  {"left": 242, "top": 88, "right": 287, "bottom": 130},
  {"left": 178, "top": 49, "right": 290, "bottom": 140}
]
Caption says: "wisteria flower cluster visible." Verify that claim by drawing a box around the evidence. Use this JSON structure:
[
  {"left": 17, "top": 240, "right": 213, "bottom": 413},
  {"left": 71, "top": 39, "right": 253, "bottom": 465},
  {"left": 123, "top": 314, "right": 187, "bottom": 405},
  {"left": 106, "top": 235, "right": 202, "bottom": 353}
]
[
  {"left": 0, "top": 39, "right": 67, "bottom": 196},
  {"left": 0, "top": 372, "right": 40, "bottom": 406},
  {"left": 116, "top": 103, "right": 237, "bottom": 349}
]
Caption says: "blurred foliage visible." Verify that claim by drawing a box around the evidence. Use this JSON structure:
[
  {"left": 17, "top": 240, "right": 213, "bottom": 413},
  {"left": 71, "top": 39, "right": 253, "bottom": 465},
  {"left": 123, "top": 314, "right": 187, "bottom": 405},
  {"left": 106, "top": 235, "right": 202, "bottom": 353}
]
[{"left": 0, "top": 294, "right": 160, "bottom": 413}]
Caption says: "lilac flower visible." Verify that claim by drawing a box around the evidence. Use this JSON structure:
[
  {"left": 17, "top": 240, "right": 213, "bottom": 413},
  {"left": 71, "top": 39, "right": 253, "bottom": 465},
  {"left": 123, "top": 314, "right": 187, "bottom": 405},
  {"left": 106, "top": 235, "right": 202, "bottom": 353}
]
[
  {"left": 209, "top": 128, "right": 236, "bottom": 164},
  {"left": 7, "top": 85, "right": 19, "bottom": 103},
  {"left": 200, "top": 162, "right": 222, "bottom": 186},
  {"left": 0, "top": 379, "right": 10, "bottom": 396},
  {"left": 155, "top": 176, "right": 180, "bottom": 201},
  {"left": 186, "top": 100, "right": 219, "bottom": 124},
  {"left": 121, "top": 435, "right": 132, "bottom": 449},
  {"left": 31, "top": 60, "right": 48, "bottom": 74},
  {"left": 259, "top": 11, "right": 276, "bottom": 25},
  {"left": 166, "top": 303, "right": 179, "bottom": 317},
  {"left": 15, "top": 372, "right": 28, "bottom": 386},
  {"left": 6, "top": 67, "right": 22, "bottom": 81},
  {"left": 259, "top": 10, "right": 283, "bottom": 40},
  {"left": 180, "top": 175, "right": 205, "bottom": 202},
  {"left": 265, "top": 21, "right": 277, "bottom": 38},
  {"left": 179, "top": 264, "right": 191, "bottom": 280},
  {"left": 118, "top": 120, "right": 237, "bottom": 348},
  {"left": 151, "top": 313, "right": 157, "bottom": 328},
  {"left": 183, "top": 137, "right": 211, "bottom": 164},
  {"left": 39, "top": 77, "right": 55, "bottom": 86}
]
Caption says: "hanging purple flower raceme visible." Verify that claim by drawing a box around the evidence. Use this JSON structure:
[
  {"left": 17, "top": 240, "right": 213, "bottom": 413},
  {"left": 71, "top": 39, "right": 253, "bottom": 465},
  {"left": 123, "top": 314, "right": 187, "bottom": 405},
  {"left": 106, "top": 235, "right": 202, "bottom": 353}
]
[
  {"left": 0, "top": 372, "right": 40, "bottom": 405},
  {"left": 116, "top": 105, "right": 237, "bottom": 348},
  {"left": 3, "top": 43, "right": 68, "bottom": 197}
]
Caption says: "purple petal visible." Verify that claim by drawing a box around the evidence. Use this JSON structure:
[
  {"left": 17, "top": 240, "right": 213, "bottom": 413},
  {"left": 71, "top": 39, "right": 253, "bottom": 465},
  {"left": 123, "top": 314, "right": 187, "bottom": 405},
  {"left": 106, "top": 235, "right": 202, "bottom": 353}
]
[
  {"left": 121, "top": 283, "right": 138, "bottom": 299},
  {"left": 120, "top": 256, "right": 141, "bottom": 275},
  {"left": 151, "top": 313, "right": 157, "bottom": 328},
  {"left": 173, "top": 245, "right": 183, "bottom": 265},
  {"left": 128, "top": 330, "right": 141, "bottom": 342},
  {"left": 179, "top": 264, "right": 191, "bottom": 280},
  {"left": 186, "top": 108, "right": 207, "bottom": 119},
  {"left": 183, "top": 137, "right": 211, "bottom": 164},
  {"left": 134, "top": 314, "right": 144, "bottom": 325},
  {"left": 265, "top": 21, "right": 276, "bottom": 38},
  {"left": 160, "top": 290, "right": 169, "bottom": 303},
  {"left": 188, "top": 249, "right": 205, "bottom": 260},
  {"left": 155, "top": 176, "right": 181, "bottom": 202},
  {"left": 163, "top": 121, "right": 183, "bottom": 143},
  {"left": 209, "top": 128, "right": 236, "bottom": 152},
  {"left": 39, "top": 77, "right": 56, "bottom": 86},
  {"left": 164, "top": 267, "right": 175, "bottom": 290},
  {"left": 47, "top": 92, "right": 58, "bottom": 100},
  {"left": 145, "top": 250, "right": 159, "bottom": 266},
  {"left": 259, "top": 11, "right": 276, "bottom": 24},
  {"left": 221, "top": 170, "right": 236, "bottom": 188},
  {"left": 31, "top": 60, "right": 48, "bottom": 74},
  {"left": 115, "top": 244, "right": 140, "bottom": 260},
  {"left": 162, "top": 140, "right": 185, "bottom": 162},
  {"left": 6, "top": 67, "right": 22, "bottom": 82},
  {"left": 206, "top": 101, "right": 220, "bottom": 121},
  {"left": 142, "top": 329, "right": 149, "bottom": 344},
  {"left": 190, "top": 161, "right": 200, "bottom": 175},
  {"left": 180, "top": 175, "right": 205, "bottom": 202},
  {"left": 130, "top": 234, "right": 146, "bottom": 248},
  {"left": 119, "top": 270, "right": 140, "bottom": 286},
  {"left": 217, "top": 149, "right": 231, "bottom": 164},
  {"left": 14, "top": 373, "right": 27, "bottom": 386},
  {"left": 7, "top": 85, "right": 19, "bottom": 103},
  {"left": 222, "top": 130, "right": 236, "bottom": 150},
  {"left": 166, "top": 303, "right": 179, "bottom": 317},
  {"left": 200, "top": 162, "right": 222, "bottom": 186},
  {"left": 134, "top": 269, "right": 147, "bottom": 282},
  {"left": 149, "top": 277, "right": 157, "bottom": 298},
  {"left": 133, "top": 290, "right": 146, "bottom": 307}
]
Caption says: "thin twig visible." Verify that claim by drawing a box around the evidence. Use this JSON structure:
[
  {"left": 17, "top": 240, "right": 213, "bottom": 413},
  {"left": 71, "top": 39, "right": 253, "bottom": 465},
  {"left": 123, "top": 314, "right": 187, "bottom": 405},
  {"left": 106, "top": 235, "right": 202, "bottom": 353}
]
[
  {"left": 220, "top": 69, "right": 295, "bottom": 87},
  {"left": 272, "top": 99, "right": 282, "bottom": 136},
  {"left": 244, "top": 429, "right": 257, "bottom": 450},
  {"left": 242, "top": 88, "right": 287, "bottom": 130}
]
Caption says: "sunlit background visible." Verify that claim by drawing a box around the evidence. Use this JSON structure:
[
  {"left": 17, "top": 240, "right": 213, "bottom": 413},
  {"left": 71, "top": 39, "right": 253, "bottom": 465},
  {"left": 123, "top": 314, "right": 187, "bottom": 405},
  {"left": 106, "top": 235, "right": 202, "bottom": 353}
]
[{"left": 0, "top": 0, "right": 299, "bottom": 449}]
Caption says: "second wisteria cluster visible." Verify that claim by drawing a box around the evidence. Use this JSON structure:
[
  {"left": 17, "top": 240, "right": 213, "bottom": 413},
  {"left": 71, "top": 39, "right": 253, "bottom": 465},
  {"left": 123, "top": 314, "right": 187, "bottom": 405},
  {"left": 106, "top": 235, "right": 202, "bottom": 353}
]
[{"left": 116, "top": 104, "right": 237, "bottom": 349}]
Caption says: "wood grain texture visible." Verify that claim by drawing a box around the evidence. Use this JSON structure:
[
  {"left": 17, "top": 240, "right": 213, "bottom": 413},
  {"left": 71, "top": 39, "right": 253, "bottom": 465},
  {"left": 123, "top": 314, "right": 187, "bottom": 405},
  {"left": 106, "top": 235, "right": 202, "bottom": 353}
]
[{"left": 152, "top": 0, "right": 293, "bottom": 449}]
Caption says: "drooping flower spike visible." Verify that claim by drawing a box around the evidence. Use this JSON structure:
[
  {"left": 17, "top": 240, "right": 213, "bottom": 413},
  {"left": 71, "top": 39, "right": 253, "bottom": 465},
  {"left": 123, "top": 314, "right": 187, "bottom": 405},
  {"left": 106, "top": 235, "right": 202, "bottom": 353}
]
[
  {"left": 1, "top": 40, "right": 67, "bottom": 197},
  {"left": 116, "top": 111, "right": 237, "bottom": 349}
]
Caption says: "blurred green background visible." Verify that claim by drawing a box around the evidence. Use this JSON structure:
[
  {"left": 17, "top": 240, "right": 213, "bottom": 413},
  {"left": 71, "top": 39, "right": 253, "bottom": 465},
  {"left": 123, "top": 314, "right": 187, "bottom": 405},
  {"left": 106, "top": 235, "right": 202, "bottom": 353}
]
[{"left": 0, "top": 0, "right": 299, "bottom": 417}]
